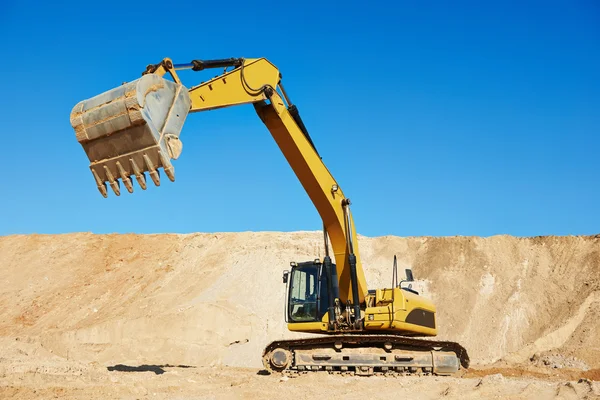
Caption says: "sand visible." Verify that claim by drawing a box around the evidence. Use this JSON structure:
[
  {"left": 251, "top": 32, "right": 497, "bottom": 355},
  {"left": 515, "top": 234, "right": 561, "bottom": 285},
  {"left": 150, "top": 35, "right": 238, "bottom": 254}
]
[{"left": 0, "top": 232, "right": 598, "bottom": 399}]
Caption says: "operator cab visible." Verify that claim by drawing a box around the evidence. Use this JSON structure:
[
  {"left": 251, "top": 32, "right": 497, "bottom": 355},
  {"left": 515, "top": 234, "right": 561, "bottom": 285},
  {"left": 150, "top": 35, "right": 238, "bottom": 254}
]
[{"left": 283, "top": 261, "right": 331, "bottom": 323}]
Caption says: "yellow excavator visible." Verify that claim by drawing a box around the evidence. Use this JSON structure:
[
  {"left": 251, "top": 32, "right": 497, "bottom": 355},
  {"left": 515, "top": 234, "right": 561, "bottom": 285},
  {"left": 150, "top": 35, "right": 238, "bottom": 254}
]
[{"left": 70, "top": 57, "right": 469, "bottom": 376}]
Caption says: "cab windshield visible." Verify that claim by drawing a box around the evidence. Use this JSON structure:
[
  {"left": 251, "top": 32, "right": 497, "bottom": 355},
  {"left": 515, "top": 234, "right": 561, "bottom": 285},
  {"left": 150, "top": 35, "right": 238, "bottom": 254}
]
[
  {"left": 288, "top": 263, "right": 329, "bottom": 322},
  {"left": 289, "top": 264, "right": 318, "bottom": 322}
]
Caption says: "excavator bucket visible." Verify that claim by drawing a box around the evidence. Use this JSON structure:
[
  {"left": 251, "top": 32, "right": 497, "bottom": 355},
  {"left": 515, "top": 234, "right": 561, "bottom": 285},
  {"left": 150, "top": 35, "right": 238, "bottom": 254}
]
[{"left": 70, "top": 74, "right": 191, "bottom": 197}]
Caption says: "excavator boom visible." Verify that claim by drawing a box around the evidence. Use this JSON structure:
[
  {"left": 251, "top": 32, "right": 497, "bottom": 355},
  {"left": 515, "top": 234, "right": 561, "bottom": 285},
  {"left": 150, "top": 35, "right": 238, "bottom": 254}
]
[{"left": 71, "top": 57, "right": 368, "bottom": 306}]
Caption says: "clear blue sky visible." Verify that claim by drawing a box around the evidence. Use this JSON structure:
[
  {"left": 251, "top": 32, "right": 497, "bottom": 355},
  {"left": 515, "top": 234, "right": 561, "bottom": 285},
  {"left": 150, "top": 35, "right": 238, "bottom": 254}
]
[{"left": 0, "top": 1, "right": 598, "bottom": 237}]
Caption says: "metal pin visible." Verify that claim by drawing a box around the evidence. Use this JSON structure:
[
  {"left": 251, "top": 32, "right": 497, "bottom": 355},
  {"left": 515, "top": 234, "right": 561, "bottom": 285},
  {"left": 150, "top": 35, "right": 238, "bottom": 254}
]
[
  {"left": 91, "top": 169, "right": 108, "bottom": 198},
  {"left": 104, "top": 165, "right": 120, "bottom": 196},
  {"left": 130, "top": 158, "right": 147, "bottom": 190},
  {"left": 143, "top": 154, "right": 160, "bottom": 186},
  {"left": 159, "top": 151, "right": 175, "bottom": 182},
  {"left": 116, "top": 161, "right": 134, "bottom": 193}
]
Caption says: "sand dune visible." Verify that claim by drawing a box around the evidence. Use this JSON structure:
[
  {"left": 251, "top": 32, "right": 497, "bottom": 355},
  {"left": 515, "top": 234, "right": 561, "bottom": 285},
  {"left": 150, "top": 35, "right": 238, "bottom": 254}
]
[{"left": 0, "top": 232, "right": 598, "bottom": 398}]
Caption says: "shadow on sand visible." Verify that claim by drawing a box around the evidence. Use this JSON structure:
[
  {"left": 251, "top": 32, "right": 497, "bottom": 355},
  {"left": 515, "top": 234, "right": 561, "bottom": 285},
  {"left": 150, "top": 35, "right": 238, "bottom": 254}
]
[{"left": 107, "top": 364, "right": 195, "bottom": 375}]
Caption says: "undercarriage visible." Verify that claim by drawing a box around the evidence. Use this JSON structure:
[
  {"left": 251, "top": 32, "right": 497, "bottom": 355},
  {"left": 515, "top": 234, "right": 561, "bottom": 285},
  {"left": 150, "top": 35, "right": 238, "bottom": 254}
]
[{"left": 262, "top": 334, "right": 470, "bottom": 376}]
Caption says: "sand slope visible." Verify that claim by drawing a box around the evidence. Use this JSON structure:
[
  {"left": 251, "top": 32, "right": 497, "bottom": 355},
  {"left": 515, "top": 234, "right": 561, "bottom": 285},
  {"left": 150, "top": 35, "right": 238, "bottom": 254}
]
[{"left": 0, "top": 232, "right": 598, "bottom": 398}]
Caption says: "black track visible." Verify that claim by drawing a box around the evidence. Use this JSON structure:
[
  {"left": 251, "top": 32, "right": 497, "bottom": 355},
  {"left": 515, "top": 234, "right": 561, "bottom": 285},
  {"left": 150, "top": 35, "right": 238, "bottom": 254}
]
[{"left": 262, "top": 334, "right": 470, "bottom": 372}]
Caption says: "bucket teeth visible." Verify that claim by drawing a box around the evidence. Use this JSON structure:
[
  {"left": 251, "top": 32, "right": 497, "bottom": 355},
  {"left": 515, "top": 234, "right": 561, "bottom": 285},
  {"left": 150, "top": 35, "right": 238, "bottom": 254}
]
[
  {"left": 110, "top": 180, "right": 121, "bottom": 196},
  {"left": 130, "top": 158, "right": 147, "bottom": 190},
  {"left": 143, "top": 154, "right": 161, "bottom": 186},
  {"left": 116, "top": 161, "right": 134, "bottom": 193},
  {"left": 98, "top": 183, "right": 108, "bottom": 198},
  {"left": 136, "top": 173, "right": 147, "bottom": 190},
  {"left": 104, "top": 166, "right": 120, "bottom": 196},
  {"left": 159, "top": 151, "right": 175, "bottom": 182},
  {"left": 150, "top": 169, "right": 161, "bottom": 186},
  {"left": 91, "top": 169, "right": 108, "bottom": 198}
]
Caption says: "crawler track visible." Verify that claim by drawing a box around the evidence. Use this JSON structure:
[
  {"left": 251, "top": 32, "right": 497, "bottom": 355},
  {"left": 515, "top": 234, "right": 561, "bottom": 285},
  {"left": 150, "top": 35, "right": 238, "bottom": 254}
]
[{"left": 262, "top": 334, "right": 469, "bottom": 376}]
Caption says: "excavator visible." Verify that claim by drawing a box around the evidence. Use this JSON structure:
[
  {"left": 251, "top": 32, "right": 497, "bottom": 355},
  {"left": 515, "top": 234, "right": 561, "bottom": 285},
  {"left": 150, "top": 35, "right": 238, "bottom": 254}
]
[{"left": 70, "top": 57, "right": 469, "bottom": 376}]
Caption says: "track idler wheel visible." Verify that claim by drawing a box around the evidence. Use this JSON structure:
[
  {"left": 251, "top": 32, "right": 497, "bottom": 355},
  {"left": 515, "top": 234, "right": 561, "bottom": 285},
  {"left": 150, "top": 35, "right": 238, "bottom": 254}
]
[{"left": 263, "top": 347, "right": 291, "bottom": 373}]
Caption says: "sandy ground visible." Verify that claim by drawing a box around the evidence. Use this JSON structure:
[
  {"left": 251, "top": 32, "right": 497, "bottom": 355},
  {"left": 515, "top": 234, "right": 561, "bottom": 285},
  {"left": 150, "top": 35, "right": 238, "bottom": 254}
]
[
  {"left": 0, "top": 232, "right": 598, "bottom": 399},
  {"left": 2, "top": 364, "right": 599, "bottom": 400}
]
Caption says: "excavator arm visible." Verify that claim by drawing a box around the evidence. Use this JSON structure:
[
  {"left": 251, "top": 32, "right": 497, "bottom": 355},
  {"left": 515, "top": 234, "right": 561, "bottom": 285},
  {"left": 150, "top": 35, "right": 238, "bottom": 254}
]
[{"left": 71, "top": 57, "right": 367, "bottom": 308}]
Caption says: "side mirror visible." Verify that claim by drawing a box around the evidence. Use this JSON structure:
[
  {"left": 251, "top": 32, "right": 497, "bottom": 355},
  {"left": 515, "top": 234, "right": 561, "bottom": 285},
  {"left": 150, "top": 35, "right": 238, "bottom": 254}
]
[
  {"left": 405, "top": 269, "right": 414, "bottom": 282},
  {"left": 282, "top": 270, "right": 289, "bottom": 284}
]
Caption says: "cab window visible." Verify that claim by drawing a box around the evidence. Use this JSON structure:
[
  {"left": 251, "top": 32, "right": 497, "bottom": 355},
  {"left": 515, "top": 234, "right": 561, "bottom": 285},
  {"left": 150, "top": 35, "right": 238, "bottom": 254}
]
[{"left": 288, "top": 265, "right": 319, "bottom": 322}]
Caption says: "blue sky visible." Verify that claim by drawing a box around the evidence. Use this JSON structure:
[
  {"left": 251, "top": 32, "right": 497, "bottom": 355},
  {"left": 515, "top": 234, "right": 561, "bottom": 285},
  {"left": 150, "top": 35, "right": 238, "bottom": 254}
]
[{"left": 0, "top": 1, "right": 598, "bottom": 237}]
